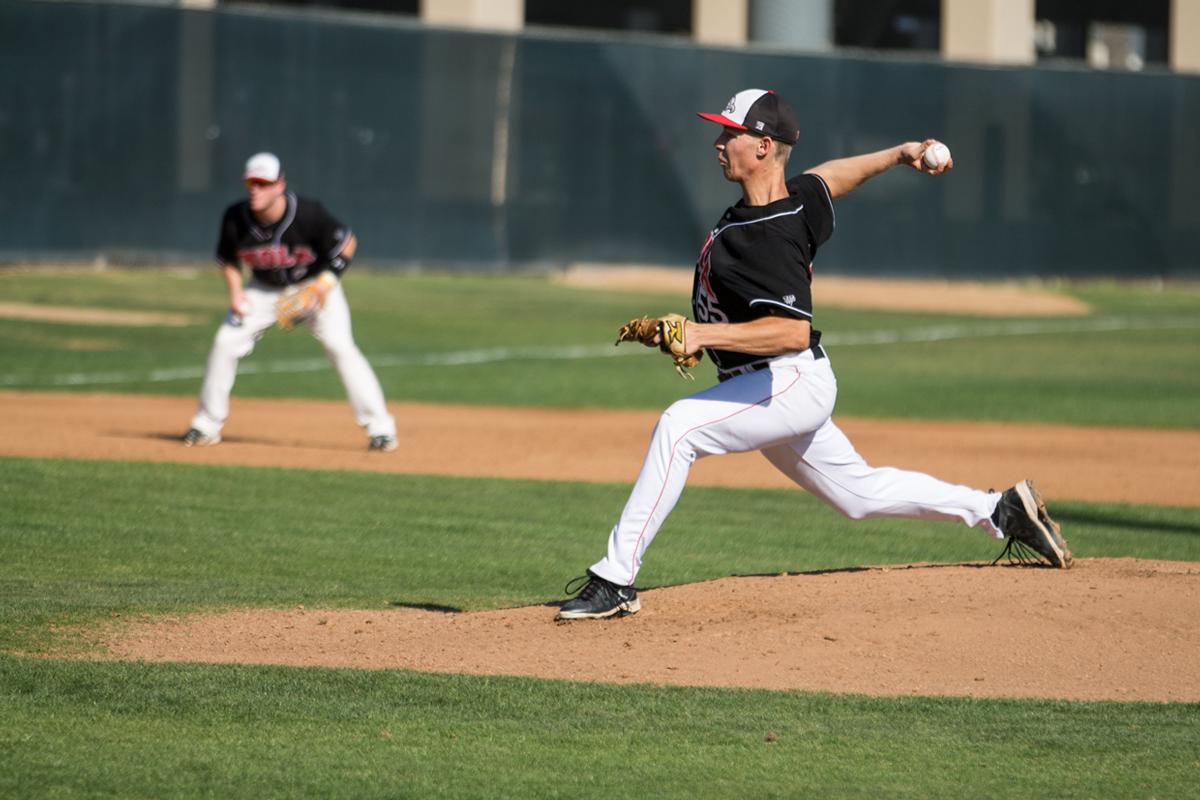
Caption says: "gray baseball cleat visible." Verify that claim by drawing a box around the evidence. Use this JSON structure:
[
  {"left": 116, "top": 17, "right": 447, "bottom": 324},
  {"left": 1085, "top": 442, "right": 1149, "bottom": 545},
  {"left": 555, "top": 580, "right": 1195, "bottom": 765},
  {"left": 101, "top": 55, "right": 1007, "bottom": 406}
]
[
  {"left": 991, "top": 479, "right": 1072, "bottom": 568},
  {"left": 368, "top": 435, "right": 398, "bottom": 452},
  {"left": 556, "top": 571, "right": 640, "bottom": 620},
  {"left": 182, "top": 428, "right": 221, "bottom": 447}
]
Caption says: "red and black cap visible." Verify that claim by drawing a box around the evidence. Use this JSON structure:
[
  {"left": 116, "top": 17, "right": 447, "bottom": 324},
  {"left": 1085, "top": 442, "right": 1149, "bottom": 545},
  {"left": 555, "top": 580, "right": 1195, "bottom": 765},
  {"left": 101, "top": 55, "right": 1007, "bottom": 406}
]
[{"left": 697, "top": 89, "right": 800, "bottom": 145}]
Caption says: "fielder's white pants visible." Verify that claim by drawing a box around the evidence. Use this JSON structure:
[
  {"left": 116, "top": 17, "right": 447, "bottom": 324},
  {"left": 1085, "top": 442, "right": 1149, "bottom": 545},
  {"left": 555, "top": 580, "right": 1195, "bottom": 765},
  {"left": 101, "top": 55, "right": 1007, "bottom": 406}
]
[
  {"left": 189, "top": 279, "right": 396, "bottom": 440},
  {"left": 589, "top": 349, "right": 1002, "bottom": 587}
]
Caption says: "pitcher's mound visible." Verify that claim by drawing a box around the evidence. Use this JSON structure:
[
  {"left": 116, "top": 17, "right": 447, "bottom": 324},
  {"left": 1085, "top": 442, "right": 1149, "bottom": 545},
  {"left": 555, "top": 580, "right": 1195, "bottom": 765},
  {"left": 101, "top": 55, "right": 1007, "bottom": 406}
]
[{"left": 102, "top": 557, "right": 1199, "bottom": 702}]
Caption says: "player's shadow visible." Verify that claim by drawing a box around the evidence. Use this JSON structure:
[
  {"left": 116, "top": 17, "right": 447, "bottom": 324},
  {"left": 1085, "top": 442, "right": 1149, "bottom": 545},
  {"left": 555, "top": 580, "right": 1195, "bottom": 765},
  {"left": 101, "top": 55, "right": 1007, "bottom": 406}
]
[
  {"left": 388, "top": 601, "right": 462, "bottom": 613},
  {"left": 729, "top": 561, "right": 1016, "bottom": 580},
  {"left": 1053, "top": 508, "right": 1200, "bottom": 536},
  {"left": 138, "top": 431, "right": 359, "bottom": 452}
]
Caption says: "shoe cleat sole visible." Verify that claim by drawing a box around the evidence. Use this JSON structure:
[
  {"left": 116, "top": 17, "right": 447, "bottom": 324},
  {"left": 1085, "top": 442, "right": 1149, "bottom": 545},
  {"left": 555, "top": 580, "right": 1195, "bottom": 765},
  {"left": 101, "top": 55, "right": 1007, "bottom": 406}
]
[
  {"left": 555, "top": 596, "right": 641, "bottom": 621},
  {"left": 1015, "top": 480, "right": 1071, "bottom": 568}
]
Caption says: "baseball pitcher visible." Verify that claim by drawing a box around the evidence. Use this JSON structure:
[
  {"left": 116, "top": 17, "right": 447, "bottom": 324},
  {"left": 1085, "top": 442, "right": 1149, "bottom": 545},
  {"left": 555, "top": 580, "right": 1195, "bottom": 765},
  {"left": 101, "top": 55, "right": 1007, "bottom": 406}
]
[{"left": 558, "top": 89, "right": 1071, "bottom": 621}]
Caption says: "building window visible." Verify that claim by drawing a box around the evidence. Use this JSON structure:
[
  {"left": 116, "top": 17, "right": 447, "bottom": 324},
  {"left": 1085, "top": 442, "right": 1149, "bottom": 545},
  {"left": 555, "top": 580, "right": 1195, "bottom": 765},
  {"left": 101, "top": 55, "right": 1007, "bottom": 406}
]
[
  {"left": 834, "top": 0, "right": 940, "bottom": 52},
  {"left": 1035, "top": 0, "right": 1168, "bottom": 69},
  {"left": 221, "top": 0, "right": 419, "bottom": 15},
  {"left": 524, "top": 0, "right": 692, "bottom": 36}
]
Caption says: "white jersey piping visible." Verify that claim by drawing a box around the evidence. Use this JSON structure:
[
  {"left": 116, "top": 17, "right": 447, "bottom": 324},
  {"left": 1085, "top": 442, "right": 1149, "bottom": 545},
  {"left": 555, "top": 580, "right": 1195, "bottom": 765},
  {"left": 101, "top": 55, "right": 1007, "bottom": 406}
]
[
  {"left": 271, "top": 193, "right": 298, "bottom": 245},
  {"left": 748, "top": 298, "right": 813, "bottom": 318},
  {"left": 809, "top": 173, "right": 836, "bottom": 232},
  {"left": 712, "top": 204, "right": 805, "bottom": 240}
]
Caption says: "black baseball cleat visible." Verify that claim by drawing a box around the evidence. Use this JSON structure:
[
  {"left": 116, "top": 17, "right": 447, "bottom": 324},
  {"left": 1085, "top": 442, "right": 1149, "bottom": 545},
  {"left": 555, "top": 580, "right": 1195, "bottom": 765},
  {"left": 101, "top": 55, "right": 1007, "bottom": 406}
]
[
  {"left": 556, "top": 571, "right": 640, "bottom": 620},
  {"left": 991, "top": 479, "right": 1072, "bottom": 568},
  {"left": 182, "top": 428, "right": 221, "bottom": 447},
  {"left": 368, "top": 435, "right": 398, "bottom": 452}
]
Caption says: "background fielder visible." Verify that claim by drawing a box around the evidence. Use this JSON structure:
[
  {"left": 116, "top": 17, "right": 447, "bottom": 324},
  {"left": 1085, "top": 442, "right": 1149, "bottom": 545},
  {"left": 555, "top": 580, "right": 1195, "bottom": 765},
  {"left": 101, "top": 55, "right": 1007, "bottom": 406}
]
[
  {"left": 558, "top": 89, "right": 1071, "bottom": 620},
  {"left": 183, "top": 152, "right": 398, "bottom": 452}
]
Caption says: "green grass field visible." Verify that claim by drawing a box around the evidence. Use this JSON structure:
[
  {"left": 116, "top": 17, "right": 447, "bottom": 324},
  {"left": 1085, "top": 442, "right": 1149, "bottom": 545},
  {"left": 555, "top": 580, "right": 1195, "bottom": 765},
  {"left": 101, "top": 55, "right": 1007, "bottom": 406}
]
[
  {"left": 2, "top": 269, "right": 1199, "bottom": 425},
  {"left": 5, "top": 657, "right": 1197, "bottom": 799},
  {"left": 2, "top": 269, "right": 1199, "bottom": 798}
]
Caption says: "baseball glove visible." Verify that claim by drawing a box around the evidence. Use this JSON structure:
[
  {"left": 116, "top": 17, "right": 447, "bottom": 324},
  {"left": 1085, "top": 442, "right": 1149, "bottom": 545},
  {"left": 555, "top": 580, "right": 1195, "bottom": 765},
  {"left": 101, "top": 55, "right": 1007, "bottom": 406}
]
[
  {"left": 276, "top": 273, "right": 337, "bottom": 330},
  {"left": 615, "top": 313, "right": 703, "bottom": 380}
]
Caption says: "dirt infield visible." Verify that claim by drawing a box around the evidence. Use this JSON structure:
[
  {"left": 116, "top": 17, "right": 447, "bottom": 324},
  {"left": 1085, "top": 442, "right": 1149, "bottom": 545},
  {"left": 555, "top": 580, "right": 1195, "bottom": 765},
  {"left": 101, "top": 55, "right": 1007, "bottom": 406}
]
[
  {"left": 4, "top": 392, "right": 1198, "bottom": 506},
  {"left": 556, "top": 265, "right": 1093, "bottom": 317},
  {"left": 0, "top": 302, "right": 198, "bottom": 327},
  {"left": 7, "top": 390, "right": 1198, "bottom": 700}
]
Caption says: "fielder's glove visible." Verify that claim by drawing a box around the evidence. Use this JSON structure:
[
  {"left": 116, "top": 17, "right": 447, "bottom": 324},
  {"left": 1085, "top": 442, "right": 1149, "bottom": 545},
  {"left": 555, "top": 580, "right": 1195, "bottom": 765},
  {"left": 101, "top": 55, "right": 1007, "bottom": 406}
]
[
  {"left": 276, "top": 272, "right": 338, "bottom": 330},
  {"left": 615, "top": 313, "right": 703, "bottom": 380}
]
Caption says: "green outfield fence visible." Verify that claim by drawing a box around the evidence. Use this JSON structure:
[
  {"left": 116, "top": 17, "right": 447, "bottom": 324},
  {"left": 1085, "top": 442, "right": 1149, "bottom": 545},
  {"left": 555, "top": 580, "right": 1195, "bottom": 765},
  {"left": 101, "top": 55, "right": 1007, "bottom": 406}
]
[{"left": 4, "top": 0, "right": 1198, "bottom": 277}]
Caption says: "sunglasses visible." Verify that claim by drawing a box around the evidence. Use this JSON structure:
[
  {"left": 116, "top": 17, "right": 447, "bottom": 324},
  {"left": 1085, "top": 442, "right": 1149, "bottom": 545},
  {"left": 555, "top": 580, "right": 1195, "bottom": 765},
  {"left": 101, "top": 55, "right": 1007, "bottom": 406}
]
[{"left": 244, "top": 178, "right": 278, "bottom": 189}]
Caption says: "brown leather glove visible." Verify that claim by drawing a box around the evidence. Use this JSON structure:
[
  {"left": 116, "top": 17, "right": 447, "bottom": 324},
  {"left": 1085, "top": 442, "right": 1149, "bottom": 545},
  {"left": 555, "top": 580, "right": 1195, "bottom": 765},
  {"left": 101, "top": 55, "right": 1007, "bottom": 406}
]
[
  {"left": 615, "top": 313, "right": 703, "bottom": 380},
  {"left": 276, "top": 272, "right": 337, "bottom": 330}
]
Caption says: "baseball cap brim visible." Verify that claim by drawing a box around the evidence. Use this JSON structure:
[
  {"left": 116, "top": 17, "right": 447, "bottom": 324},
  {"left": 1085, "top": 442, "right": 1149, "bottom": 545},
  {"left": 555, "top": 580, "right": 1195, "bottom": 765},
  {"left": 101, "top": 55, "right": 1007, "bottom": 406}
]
[{"left": 696, "top": 112, "right": 747, "bottom": 130}]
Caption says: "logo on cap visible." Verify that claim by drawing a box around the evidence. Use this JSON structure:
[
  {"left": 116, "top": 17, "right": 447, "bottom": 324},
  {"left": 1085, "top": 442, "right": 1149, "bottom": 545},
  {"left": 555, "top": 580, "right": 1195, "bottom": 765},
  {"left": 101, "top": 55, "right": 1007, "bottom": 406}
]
[
  {"left": 243, "top": 152, "right": 282, "bottom": 183},
  {"left": 697, "top": 89, "right": 801, "bottom": 146}
]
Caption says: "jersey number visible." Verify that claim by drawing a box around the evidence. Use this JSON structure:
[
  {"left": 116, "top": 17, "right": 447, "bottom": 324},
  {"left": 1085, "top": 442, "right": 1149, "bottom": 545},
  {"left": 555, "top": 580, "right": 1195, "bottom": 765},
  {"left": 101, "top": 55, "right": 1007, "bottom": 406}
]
[{"left": 694, "top": 232, "right": 729, "bottom": 324}]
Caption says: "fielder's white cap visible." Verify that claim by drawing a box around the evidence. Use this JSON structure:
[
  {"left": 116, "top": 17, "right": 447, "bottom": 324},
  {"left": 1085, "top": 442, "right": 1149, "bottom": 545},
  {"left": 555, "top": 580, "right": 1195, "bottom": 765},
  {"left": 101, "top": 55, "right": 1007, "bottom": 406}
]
[
  {"left": 243, "top": 152, "right": 282, "bottom": 182},
  {"left": 697, "top": 89, "right": 800, "bottom": 145}
]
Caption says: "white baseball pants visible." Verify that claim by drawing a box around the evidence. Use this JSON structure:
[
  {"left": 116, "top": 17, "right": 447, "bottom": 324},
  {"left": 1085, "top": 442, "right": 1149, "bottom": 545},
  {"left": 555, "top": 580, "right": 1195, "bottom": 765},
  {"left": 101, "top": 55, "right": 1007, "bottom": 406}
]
[
  {"left": 189, "top": 279, "right": 396, "bottom": 440},
  {"left": 589, "top": 348, "right": 1002, "bottom": 587}
]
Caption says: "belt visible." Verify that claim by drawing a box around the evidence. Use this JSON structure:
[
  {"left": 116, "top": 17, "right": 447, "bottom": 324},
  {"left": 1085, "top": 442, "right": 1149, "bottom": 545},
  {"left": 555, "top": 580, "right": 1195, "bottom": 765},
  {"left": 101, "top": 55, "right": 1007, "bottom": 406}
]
[{"left": 718, "top": 344, "right": 826, "bottom": 381}]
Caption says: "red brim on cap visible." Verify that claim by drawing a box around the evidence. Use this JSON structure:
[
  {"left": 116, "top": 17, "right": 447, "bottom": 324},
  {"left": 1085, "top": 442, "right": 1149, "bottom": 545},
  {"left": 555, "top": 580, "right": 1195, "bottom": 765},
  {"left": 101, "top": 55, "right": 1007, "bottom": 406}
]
[{"left": 696, "top": 112, "right": 746, "bottom": 129}]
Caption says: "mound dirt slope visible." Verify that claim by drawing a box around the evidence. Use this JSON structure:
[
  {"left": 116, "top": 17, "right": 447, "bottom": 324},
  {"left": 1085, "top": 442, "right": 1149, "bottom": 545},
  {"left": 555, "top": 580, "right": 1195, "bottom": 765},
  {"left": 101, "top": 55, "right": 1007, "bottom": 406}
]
[{"left": 102, "top": 558, "right": 1199, "bottom": 701}]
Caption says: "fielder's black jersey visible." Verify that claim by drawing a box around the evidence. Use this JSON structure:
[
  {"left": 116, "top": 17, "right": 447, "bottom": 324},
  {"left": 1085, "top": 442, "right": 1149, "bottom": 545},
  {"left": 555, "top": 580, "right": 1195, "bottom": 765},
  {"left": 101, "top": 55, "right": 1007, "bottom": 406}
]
[
  {"left": 692, "top": 173, "right": 836, "bottom": 373},
  {"left": 215, "top": 193, "right": 352, "bottom": 288}
]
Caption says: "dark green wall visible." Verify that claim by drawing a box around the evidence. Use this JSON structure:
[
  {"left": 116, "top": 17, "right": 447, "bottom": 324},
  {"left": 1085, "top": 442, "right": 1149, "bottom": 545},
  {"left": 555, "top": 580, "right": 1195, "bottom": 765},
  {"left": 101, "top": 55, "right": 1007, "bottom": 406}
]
[{"left": 3, "top": 1, "right": 1197, "bottom": 277}]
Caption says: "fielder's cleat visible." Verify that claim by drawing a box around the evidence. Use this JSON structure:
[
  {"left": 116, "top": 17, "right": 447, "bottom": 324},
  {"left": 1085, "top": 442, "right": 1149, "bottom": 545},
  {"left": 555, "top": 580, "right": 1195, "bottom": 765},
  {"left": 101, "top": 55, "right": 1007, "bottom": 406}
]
[
  {"left": 556, "top": 571, "right": 640, "bottom": 620},
  {"left": 182, "top": 428, "right": 221, "bottom": 447},
  {"left": 991, "top": 479, "right": 1072, "bottom": 568},
  {"left": 368, "top": 435, "right": 398, "bottom": 452}
]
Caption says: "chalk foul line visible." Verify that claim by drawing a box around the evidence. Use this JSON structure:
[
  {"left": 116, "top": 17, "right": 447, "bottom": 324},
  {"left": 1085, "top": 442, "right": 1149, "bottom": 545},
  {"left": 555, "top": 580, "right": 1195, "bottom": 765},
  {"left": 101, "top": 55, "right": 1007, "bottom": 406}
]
[{"left": 1, "top": 316, "right": 1196, "bottom": 388}]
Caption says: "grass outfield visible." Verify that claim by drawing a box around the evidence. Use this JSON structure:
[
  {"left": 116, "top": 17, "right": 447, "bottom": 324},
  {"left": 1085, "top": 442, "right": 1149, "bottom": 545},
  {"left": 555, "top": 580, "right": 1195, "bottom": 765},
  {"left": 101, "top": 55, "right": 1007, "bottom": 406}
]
[
  {"left": 3, "top": 457, "right": 1200, "bottom": 798},
  {"left": 3, "top": 269, "right": 1199, "bottom": 797},
  {"left": 4, "top": 657, "right": 1198, "bottom": 800},
  {"left": 1, "top": 269, "right": 1198, "bottom": 426}
]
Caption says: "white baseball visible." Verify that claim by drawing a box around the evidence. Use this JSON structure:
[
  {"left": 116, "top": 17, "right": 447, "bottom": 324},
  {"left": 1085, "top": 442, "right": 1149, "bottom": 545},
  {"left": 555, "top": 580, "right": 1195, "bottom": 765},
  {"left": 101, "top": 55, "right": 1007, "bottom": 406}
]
[{"left": 923, "top": 142, "right": 951, "bottom": 169}]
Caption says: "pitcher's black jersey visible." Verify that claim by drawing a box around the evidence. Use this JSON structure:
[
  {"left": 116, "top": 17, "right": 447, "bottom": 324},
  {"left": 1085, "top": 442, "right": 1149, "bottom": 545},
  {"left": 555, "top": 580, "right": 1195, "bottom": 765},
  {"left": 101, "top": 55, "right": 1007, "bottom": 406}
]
[
  {"left": 692, "top": 173, "right": 836, "bottom": 373},
  {"left": 216, "top": 193, "right": 352, "bottom": 288}
]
